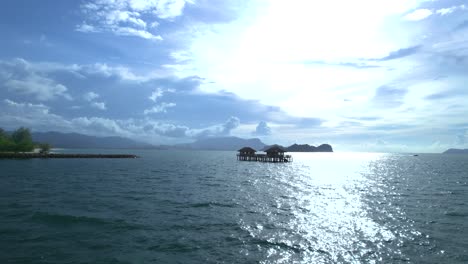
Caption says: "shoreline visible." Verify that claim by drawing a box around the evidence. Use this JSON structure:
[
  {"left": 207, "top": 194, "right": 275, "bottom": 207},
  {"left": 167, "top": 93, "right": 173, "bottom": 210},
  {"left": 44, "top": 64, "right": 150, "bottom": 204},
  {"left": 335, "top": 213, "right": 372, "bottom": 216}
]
[{"left": 0, "top": 153, "right": 139, "bottom": 159}]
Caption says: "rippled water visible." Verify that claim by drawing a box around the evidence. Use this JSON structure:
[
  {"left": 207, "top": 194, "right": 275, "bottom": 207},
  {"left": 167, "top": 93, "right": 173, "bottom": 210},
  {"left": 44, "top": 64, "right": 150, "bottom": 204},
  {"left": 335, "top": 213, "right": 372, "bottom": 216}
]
[{"left": 1, "top": 151, "right": 467, "bottom": 263}]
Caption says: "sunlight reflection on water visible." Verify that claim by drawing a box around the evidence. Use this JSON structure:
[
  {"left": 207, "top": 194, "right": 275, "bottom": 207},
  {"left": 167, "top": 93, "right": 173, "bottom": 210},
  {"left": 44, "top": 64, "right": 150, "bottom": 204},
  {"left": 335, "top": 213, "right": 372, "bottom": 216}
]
[{"left": 240, "top": 152, "right": 402, "bottom": 263}]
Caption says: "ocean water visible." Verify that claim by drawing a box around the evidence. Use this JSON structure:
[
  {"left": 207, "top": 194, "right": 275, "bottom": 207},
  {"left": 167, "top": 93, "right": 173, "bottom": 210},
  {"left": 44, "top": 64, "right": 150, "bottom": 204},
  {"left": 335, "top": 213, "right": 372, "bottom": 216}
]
[{"left": 1, "top": 150, "right": 467, "bottom": 263}]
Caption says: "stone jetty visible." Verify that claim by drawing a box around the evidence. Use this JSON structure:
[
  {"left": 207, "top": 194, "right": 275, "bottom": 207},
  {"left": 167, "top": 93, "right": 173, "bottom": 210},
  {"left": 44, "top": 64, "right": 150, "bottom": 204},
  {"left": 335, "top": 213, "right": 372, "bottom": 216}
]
[{"left": 0, "top": 153, "right": 139, "bottom": 159}]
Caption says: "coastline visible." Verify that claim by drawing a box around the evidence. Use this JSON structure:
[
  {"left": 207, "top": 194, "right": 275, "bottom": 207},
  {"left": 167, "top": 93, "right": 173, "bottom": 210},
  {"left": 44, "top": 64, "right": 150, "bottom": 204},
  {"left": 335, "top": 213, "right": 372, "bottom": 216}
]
[{"left": 0, "top": 153, "right": 139, "bottom": 159}]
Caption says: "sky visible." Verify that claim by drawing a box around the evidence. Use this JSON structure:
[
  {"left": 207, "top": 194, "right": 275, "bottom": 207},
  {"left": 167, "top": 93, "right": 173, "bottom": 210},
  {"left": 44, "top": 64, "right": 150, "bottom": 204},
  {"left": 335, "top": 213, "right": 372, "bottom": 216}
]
[{"left": 1, "top": 0, "right": 468, "bottom": 152}]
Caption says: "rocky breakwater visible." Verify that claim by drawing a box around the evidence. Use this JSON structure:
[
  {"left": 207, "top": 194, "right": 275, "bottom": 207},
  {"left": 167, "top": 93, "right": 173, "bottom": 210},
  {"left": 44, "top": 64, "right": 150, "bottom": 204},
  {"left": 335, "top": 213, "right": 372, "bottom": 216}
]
[{"left": 0, "top": 153, "right": 139, "bottom": 159}]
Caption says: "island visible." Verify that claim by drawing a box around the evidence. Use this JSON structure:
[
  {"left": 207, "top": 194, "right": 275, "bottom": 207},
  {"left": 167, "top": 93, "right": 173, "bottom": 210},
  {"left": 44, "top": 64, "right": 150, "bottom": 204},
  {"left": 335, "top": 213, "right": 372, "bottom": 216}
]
[
  {"left": 443, "top": 148, "right": 468, "bottom": 154},
  {"left": 284, "top": 143, "right": 333, "bottom": 152},
  {"left": 262, "top": 143, "right": 333, "bottom": 152}
]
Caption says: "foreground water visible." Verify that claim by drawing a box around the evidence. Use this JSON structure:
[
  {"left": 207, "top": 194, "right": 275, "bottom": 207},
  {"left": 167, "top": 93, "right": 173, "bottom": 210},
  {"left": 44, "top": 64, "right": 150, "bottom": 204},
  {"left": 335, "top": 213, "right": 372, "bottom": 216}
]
[{"left": 1, "top": 151, "right": 467, "bottom": 263}]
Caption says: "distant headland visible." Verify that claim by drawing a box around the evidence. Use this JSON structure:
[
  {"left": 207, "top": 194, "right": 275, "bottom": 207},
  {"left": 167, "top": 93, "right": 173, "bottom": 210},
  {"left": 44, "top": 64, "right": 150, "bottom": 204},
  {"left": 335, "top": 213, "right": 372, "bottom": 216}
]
[
  {"left": 276, "top": 143, "right": 333, "bottom": 152},
  {"left": 443, "top": 148, "right": 468, "bottom": 154}
]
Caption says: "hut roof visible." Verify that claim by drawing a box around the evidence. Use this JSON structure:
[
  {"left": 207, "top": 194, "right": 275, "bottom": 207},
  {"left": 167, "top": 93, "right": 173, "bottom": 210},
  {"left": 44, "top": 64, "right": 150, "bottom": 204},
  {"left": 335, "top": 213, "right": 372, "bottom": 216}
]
[
  {"left": 238, "top": 147, "right": 257, "bottom": 152},
  {"left": 264, "top": 145, "right": 286, "bottom": 153}
]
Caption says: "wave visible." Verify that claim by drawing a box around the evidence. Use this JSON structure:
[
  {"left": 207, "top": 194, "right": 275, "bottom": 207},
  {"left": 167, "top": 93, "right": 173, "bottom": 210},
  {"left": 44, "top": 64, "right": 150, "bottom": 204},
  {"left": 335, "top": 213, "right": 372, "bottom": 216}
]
[
  {"left": 444, "top": 211, "right": 468, "bottom": 217},
  {"left": 251, "top": 238, "right": 304, "bottom": 253},
  {"left": 30, "top": 211, "right": 144, "bottom": 230},
  {"left": 179, "top": 202, "right": 239, "bottom": 208}
]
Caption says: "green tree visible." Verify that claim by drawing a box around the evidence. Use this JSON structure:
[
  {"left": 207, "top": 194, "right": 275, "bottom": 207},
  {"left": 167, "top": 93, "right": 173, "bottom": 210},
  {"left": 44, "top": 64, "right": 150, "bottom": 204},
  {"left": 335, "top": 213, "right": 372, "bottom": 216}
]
[
  {"left": 0, "top": 127, "right": 40, "bottom": 152},
  {"left": 10, "top": 127, "right": 34, "bottom": 152},
  {"left": 39, "top": 143, "right": 51, "bottom": 154},
  {"left": 0, "top": 128, "right": 8, "bottom": 142},
  {"left": 11, "top": 127, "right": 32, "bottom": 143},
  {"left": 0, "top": 128, "right": 15, "bottom": 152}
]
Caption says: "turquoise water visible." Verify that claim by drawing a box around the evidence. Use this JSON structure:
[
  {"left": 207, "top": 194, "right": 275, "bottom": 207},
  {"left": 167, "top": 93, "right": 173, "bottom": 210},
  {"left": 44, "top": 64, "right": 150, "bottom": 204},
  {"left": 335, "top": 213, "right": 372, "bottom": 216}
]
[{"left": 1, "top": 151, "right": 468, "bottom": 263}]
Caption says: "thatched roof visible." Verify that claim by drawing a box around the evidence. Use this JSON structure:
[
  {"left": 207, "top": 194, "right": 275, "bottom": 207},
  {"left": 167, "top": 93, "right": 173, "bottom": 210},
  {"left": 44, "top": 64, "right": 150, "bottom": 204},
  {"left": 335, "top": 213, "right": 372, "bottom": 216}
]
[
  {"left": 238, "top": 147, "right": 257, "bottom": 152},
  {"left": 264, "top": 145, "right": 286, "bottom": 153}
]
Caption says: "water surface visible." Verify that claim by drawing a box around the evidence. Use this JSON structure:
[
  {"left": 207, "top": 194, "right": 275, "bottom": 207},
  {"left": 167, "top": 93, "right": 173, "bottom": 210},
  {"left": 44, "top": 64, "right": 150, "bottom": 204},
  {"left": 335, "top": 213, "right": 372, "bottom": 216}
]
[{"left": 1, "top": 151, "right": 467, "bottom": 263}]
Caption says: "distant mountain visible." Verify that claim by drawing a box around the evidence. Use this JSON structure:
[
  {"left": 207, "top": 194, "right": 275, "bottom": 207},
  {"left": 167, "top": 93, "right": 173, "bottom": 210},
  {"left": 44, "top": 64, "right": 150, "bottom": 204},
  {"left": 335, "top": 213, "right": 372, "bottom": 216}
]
[
  {"left": 32, "top": 132, "right": 155, "bottom": 149},
  {"left": 443, "top": 148, "right": 468, "bottom": 154},
  {"left": 285, "top": 143, "right": 333, "bottom": 152},
  {"left": 172, "top": 136, "right": 266, "bottom": 151},
  {"left": 31, "top": 132, "right": 334, "bottom": 152},
  {"left": 260, "top": 144, "right": 285, "bottom": 151}
]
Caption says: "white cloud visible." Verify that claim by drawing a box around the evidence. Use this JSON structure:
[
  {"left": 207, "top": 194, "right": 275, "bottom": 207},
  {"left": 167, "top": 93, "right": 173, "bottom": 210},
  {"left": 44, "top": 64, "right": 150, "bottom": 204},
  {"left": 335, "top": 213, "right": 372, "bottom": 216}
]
[
  {"left": 436, "top": 7, "right": 456, "bottom": 16},
  {"left": 77, "top": 0, "right": 192, "bottom": 40},
  {"left": 143, "top": 102, "right": 176, "bottom": 114},
  {"left": 403, "top": 5, "right": 466, "bottom": 20},
  {"left": 1, "top": 58, "right": 169, "bottom": 84},
  {"left": 0, "top": 99, "right": 237, "bottom": 144},
  {"left": 4, "top": 99, "right": 47, "bottom": 111},
  {"left": 436, "top": 5, "right": 466, "bottom": 15},
  {"left": 148, "top": 87, "right": 175, "bottom": 103},
  {"left": 127, "top": 0, "right": 191, "bottom": 16},
  {"left": 149, "top": 88, "right": 164, "bottom": 102},
  {"left": 0, "top": 59, "right": 72, "bottom": 101},
  {"left": 71, "top": 116, "right": 126, "bottom": 136},
  {"left": 5, "top": 79, "right": 70, "bottom": 101},
  {"left": 83, "top": 92, "right": 106, "bottom": 110},
  {"left": 170, "top": 50, "right": 191, "bottom": 63},
  {"left": 84, "top": 92, "right": 100, "bottom": 101},
  {"left": 150, "top": 21, "right": 159, "bottom": 28},
  {"left": 188, "top": 116, "right": 240, "bottom": 138},
  {"left": 1, "top": 99, "right": 148, "bottom": 138},
  {"left": 253, "top": 121, "right": 272, "bottom": 136},
  {"left": 76, "top": 23, "right": 97, "bottom": 33},
  {"left": 153, "top": 0, "right": 188, "bottom": 19},
  {"left": 113, "top": 26, "right": 163, "bottom": 40},
  {"left": 81, "top": 63, "right": 162, "bottom": 81},
  {"left": 91, "top": 102, "right": 107, "bottom": 110},
  {"left": 107, "top": 10, "right": 147, "bottom": 28},
  {"left": 0, "top": 99, "right": 71, "bottom": 131},
  {"left": 404, "top": 9, "right": 433, "bottom": 21}
]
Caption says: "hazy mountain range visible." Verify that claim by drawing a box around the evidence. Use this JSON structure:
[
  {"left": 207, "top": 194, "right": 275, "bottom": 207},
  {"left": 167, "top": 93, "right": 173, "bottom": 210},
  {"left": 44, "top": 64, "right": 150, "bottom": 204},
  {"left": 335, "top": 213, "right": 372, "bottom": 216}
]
[
  {"left": 32, "top": 132, "right": 154, "bottom": 149},
  {"left": 31, "top": 131, "right": 333, "bottom": 152}
]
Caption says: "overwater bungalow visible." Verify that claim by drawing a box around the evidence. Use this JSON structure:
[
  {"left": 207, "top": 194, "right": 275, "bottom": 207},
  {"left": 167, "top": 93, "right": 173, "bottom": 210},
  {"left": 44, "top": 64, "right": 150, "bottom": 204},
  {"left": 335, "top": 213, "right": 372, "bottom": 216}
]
[
  {"left": 237, "top": 147, "right": 257, "bottom": 161},
  {"left": 237, "top": 145, "right": 293, "bottom": 163}
]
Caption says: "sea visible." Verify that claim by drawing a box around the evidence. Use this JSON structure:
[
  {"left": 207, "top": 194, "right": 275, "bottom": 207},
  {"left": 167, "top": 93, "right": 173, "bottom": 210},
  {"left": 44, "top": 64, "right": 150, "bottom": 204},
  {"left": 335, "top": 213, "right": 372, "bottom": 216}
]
[{"left": 1, "top": 150, "right": 467, "bottom": 263}]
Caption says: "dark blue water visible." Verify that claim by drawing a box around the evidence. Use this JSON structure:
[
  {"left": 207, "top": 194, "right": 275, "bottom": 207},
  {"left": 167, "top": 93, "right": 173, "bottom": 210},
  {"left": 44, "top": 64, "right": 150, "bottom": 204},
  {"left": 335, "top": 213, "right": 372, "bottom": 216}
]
[{"left": 1, "top": 151, "right": 468, "bottom": 263}]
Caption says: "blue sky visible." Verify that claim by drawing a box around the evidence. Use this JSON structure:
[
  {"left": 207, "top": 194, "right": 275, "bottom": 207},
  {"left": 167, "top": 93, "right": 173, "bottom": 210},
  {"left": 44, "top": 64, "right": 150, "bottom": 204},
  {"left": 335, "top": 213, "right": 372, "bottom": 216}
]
[{"left": 1, "top": 0, "right": 467, "bottom": 152}]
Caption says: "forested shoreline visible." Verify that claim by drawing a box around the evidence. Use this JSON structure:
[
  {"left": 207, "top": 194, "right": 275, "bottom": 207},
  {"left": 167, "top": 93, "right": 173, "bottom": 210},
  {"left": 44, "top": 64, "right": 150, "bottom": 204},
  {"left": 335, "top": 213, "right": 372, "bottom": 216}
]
[{"left": 0, "top": 127, "right": 50, "bottom": 153}]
